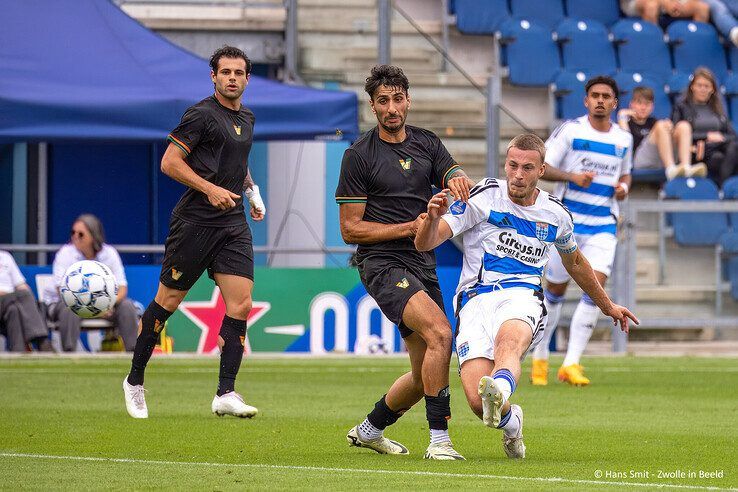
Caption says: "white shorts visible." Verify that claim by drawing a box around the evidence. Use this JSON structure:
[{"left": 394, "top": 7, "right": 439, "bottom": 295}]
[
  {"left": 455, "top": 287, "right": 546, "bottom": 367},
  {"left": 545, "top": 232, "right": 618, "bottom": 283}
]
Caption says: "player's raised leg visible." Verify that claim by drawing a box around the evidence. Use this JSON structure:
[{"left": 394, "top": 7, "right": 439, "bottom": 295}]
[
  {"left": 347, "top": 332, "right": 425, "bottom": 455},
  {"left": 211, "top": 273, "right": 258, "bottom": 418},
  {"left": 124, "top": 282, "right": 186, "bottom": 418},
  {"left": 472, "top": 319, "right": 531, "bottom": 459}
]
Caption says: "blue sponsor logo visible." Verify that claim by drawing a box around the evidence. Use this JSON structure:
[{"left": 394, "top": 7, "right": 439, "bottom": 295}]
[
  {"left": 450, "top": 200, "right": 467, "bottom": 215},
  {"left": 458, "top": 342, "right": 469, "bottom": 358}
]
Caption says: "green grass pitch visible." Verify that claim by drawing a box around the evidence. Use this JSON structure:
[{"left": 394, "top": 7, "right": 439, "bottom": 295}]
[{"left": 0, "top": 356, "right": 736, "bottom": 490}]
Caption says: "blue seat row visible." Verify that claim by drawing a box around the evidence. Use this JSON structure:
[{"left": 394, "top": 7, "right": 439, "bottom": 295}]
[{"left": 454, "top": 0, "right": 621, "bottom": 32}]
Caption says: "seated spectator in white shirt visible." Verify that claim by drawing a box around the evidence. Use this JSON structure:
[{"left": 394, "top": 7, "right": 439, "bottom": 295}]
[
  {"left": 0, "top": 250, "right": 51, "bottom": 352},
  {"left": 44, "top": 214, "right": 138, "bottom": 352}
]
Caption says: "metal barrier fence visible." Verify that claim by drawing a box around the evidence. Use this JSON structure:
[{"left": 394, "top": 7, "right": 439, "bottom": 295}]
[{"left": 613, "top": 199, "right": 738, "bottom": 351}]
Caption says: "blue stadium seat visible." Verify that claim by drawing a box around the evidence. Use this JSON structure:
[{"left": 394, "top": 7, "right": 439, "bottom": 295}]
[
  {"left": 509, "top": 0, "right": 565, "bottom": 30},
  {"left": 721, "top": 175, "right": 738, "bottom": 227},
  {"left": 499, "top": 19, "right": 561, "bottom": 86},
  {"left": 565, "top": 0, "right": 621, "bottom": 26},
  {"left": 665, "top": 72, "right": 692, "bottom": 102},
  {"left": 611, "top": 18, "right": 672, "bottom": 83},
  {"left": 663, "top": 177, "right": 729, "bottom": 245},
  {"left": 615, "top": 72, "right": 672, "bottom": 119},
  {"left": 667, "top": 21, "right": 728, "bottom": 83},
  {"left": 553, "top": 70, "right": 590, "bottom": 119},
  {"left": 718, "top": 232, "right": 738, "bottom": 300},
  {"left": 454, "top": 0, "right": 510, "bottom": 34},
  {"left": 556, "top": 19, "right": 617, "bottom": 75}
]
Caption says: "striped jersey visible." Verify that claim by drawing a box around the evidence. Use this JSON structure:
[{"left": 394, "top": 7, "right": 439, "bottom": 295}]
[
  {"left": 441, "top": 179, "right": 575, "bottom": 296},
  {"left": 544, "top": 116, "right": 632, "bottom": 236}
]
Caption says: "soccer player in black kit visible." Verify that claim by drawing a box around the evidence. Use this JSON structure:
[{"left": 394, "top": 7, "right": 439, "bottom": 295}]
[
  {"left": 123, "top": 46, "right": 266, "bottom": 419},
  {"left": 338, "top": 65, "right": 474, "bottom": 460}
]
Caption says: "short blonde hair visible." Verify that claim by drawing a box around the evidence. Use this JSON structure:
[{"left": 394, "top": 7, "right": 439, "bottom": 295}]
[{"left": 507, "top": 133, "right": 546, "bottom": 164}]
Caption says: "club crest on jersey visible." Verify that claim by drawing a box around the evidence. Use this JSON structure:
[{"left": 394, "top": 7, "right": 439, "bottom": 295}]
[
  {"left": 399, "top": 158, "right": 412, "bottom": 170},
  {"left": 457, "top": 342, "right": 469, "bottom": 358},
  {"left": 450, "top": 200, "right": 467, "bottom": 215},
  {"left": 615, "top": 145, "right": 625, "bottom": 158},
  {"left": 396, "top": 277, "right": 410, "bottom": 289},
  {"left": 171, "top": 268, "right": 183, "bottom": 281},
  {"left": 233, "top": 125, "right": 242, "bottom": 136},
  {"left": 535, "top": 222, "right": 549, "bottom": 241}
]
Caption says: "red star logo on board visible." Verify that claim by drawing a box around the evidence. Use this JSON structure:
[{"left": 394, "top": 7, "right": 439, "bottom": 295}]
[{"left": 178, "top": 287, "right": 270, "bottom": 354}]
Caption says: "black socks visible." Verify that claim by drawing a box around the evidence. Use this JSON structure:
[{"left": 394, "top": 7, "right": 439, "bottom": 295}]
[
  {"left": 366, "top": 395, "right": 403, "bottom": 430},
  {"left": 216, "top": 315, "right": 247, "bottom": 396},
  {"left": 127, "top": 301, "right": 173, "bottom": 386},
  {"left": 425, "top": 386, "right": 451, "bottom": 431}
]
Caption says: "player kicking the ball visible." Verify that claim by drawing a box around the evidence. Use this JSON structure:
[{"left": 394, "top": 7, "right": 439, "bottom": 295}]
[
  {"left": 414, "top": 134, "right": 638, "bottom": 458},
  {"left": 123, "top": 46, "right": 265, "bottom": 419}
]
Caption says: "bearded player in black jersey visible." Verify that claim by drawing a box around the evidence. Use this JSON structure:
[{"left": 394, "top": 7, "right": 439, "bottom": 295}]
[
  {"left": 123, "top": 46, "right": 266, "bottom": 419},
  {"left": 337, "top": 65, "right": 474, "bottom": 460}
]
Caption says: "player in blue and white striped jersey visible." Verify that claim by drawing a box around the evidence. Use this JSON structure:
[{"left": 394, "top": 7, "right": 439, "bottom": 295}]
[
  {"left": 415, "top": 133, "right": 637, "bottom": 459},
  {"left": 532, "top": 75, "right": 633, "bottom": 387}
]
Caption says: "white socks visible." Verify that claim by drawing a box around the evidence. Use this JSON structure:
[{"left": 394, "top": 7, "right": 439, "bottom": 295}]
[
  {"left": 500, "top": 409, "right": 521, "bottom": 437},
  {"left": 562, "top": 298, "right": 600, "bottom": 367},
  {"left": 358, "top": 418, "right": 382, "bottom": 441},
  {"left": 430, "top": 429, "right": 451, "bottom": 445},
  {"left": 533, "top": 291, "right": 564, "bottom": 359}
]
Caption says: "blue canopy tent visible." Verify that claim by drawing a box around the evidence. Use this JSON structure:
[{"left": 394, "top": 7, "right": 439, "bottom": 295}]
[
  {"left": 0, "top": 0, "right": 359, "bottom": 260},
  {"left": 0, "top": 0, "right": 359, "bottom": 142}
]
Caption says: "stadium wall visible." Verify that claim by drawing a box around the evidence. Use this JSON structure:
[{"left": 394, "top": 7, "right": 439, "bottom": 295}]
[
  {"left": 9, "top": 140, "right": 350, "bottom": 268},
  {"left": 20, "top": 265, "right": 463, "bottom": 355}
]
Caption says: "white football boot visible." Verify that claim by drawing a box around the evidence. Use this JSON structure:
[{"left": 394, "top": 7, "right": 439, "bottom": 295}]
[
  {"left": 346, "top": 426, "right": 409, "bottom": 455},
  {"left": 211, "top": 392, "right": 258, "bottom": 418},
  {"left": 502, "top": 404, "right": 526, "bottom": 459},
  {"left": 478, "top": 375, "right": 505, "bottom": 428},
  {"left": 123, "top": 377, "right": 148, "bottom": 419},
  {"left": 423, "top": 441, "right": 465, "bottom": 460}
]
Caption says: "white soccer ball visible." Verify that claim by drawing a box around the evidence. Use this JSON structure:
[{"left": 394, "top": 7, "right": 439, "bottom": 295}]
[{"left": 60, "top": 260, "right": 118, "bottom": 319}]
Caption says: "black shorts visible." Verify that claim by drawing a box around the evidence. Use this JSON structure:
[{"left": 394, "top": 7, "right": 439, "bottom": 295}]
[
  {"left": 159, "top": 216, "right": 254, "bottom": 291},
  {"left": 358, "top": 255, "right": 445, "bottom": 338}
]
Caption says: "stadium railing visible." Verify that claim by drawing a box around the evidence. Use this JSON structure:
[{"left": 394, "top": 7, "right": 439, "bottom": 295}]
[{"left": 616, "top": 199, "right": 738, "bottom": 349}]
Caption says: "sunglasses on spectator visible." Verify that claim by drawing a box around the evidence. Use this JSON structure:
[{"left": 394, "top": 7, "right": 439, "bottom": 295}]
[{"left": 70, "top": 230, "right": 86, "bottom": 238}]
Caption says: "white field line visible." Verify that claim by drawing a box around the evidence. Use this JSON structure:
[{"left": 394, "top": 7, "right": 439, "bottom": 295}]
[{"left": 0, "top": 452, "right": 734, "bottom": 491}]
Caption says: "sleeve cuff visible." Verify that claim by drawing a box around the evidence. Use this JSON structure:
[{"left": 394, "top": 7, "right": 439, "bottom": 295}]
[
  {"left": 442, "top": 164, "right": 462, "bottom": 187},
  {"left": 336, "top": 196, "right": 367, "bottom": 204},
  {"left": 167, "top": 134, "right": 191, "bottom": 156}
]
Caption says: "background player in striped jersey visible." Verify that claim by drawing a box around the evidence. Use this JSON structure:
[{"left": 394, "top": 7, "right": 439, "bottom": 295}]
[
  {"left": 532, "top": 75, "right": 633, "bottom": 386},
  {"left": 415, "top": 133, "right": 637, "bottom": 458}
]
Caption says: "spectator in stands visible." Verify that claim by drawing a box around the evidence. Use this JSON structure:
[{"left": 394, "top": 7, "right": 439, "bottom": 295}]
[
  {"left": 618, "top": 86, "right": 707, "bottom": 180},
  {"left": 703, "top": 0, "right": 738, "bottom": 46},
  {"left": 660, "top": 0, "right": 711, "bottom": 22},
  {"left": 621, "top": 0, "right": 661, "bottom": 23},
  {"left": 672, "top": 67, "right": 738, "bottom": 186},
  {"left": 620, "top": 0, "right": 710, "bottom": 24},
  {"left": 45, "top": 214, "right": 138, "bottom": 352},
  {"left": 0, "top": 250, "right": 51, "bottom": 352}
]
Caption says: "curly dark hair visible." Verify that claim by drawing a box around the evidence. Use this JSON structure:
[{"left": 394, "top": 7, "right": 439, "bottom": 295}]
[
  {"left": 585, "top": 75, "right": 619, "bottom": 98},
  {"left": 364, "top": 65, "right": 410, "bottom": 100},
  {"left": 209, "top": 45, "right": 252, "bottom": 75}
]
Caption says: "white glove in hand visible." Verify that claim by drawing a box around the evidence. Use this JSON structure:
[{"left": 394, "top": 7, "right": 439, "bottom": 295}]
[{"left": 245, "top": 184, "right": 266, "bottom": 216}]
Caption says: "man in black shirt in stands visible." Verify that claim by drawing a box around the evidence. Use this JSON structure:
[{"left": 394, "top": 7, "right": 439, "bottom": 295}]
[
  {"left": 337, "top": 65, "right": 474, "bottom": 460},
  {"left": 123, "top": 46, "right": 266, "bottom": 419},
  {"left": 617, "top": 86, "right": 706, "bottom": 180}
]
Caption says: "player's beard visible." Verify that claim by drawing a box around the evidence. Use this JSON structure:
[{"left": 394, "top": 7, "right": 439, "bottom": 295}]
[
  {"left": 507, "top": 181, "right": 533, "bottom": 201},
  {"left": 216, "top": 83, "right": 244, "bottom": 101},
  {"left": 379, "top": 113, "right": 405, "bottom": 134}
]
